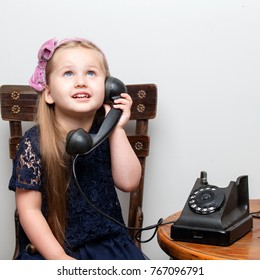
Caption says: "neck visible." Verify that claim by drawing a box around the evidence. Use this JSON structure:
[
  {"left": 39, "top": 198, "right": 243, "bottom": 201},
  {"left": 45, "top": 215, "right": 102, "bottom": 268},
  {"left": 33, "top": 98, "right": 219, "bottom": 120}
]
[{"left": 55, "top": 111, "right": 96, "bottom": 134}]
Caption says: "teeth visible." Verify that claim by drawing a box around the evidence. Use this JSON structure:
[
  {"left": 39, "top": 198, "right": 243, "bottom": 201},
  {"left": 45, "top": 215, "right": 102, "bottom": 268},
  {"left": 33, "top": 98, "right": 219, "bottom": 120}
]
[{"left": 73, "top": 94, "right": 89, "bottom": 98}]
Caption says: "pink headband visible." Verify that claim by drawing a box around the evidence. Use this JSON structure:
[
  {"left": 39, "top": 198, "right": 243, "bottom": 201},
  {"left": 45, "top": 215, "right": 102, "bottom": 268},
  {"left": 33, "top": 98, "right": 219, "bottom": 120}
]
[{"left": 29, "top": 37, "right": 86, "bottom": 92}]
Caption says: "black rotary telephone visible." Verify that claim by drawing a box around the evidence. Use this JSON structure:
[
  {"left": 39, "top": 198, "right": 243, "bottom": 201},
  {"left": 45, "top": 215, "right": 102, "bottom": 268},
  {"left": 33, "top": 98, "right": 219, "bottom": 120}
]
[
  {"left": 66, "top": 76, "right": 126, "bottom": 156},
  {"left": 171, "top": 171, "right": 253, "bottom": 246}
]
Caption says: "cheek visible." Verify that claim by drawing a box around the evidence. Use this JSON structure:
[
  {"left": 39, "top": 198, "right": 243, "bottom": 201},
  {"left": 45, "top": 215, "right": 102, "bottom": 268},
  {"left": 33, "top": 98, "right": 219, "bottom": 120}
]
[
  {"left": 46, "top": 78, "right": 68, "bottom": 98},
  {"left": 94, "top": 82, "right": 105, "bottom": 104}
]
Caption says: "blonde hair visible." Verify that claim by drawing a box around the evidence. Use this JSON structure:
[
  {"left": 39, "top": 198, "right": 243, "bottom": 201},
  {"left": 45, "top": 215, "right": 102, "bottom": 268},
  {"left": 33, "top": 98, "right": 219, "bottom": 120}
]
[{"left": 37, "top": 40, "right": 110, "bottom": 246}]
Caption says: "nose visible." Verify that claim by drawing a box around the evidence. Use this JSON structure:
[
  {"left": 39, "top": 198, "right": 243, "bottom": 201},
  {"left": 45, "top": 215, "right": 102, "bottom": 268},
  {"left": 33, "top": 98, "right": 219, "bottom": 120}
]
[{"left": 75, "top": 74, "right": 87, "bottom": 87}]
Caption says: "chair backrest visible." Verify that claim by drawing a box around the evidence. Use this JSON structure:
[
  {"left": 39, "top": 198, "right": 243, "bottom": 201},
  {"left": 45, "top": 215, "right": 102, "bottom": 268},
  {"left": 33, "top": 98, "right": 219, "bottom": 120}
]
[{"left": 0, "top": 83, "right": 157, "bottom": 257}]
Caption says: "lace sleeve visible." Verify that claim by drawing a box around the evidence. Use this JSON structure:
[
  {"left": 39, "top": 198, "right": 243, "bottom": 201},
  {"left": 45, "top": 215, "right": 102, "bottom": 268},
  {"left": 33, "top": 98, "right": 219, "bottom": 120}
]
[{"left": 9, "top": 126, "right": 42, "bottom": 192}]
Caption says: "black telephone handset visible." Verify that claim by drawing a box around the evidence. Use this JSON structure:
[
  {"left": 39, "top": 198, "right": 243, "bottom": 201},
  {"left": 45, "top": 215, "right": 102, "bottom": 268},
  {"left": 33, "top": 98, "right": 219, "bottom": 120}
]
[{"left": 66, "top": 76, "right": 126, "bottom": 156}]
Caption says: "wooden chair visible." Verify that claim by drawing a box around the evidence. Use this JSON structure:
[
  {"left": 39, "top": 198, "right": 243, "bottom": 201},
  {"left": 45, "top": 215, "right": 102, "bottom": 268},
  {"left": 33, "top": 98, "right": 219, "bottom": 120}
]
[{"left": 0, "top": 83, "right": 157, "bottom": 259}]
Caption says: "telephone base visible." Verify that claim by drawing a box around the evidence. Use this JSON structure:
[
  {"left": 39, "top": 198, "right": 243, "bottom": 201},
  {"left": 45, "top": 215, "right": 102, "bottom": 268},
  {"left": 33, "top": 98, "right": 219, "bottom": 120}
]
[{"left": 171, "top": 214, "right": 253, "bottom": 246}]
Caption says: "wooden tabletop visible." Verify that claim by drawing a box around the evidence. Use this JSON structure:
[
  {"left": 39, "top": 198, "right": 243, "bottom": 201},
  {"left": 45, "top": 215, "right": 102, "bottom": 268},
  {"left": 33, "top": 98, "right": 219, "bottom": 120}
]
[{"left": 157, "top": 199, "right": 260, "bottom": 260}]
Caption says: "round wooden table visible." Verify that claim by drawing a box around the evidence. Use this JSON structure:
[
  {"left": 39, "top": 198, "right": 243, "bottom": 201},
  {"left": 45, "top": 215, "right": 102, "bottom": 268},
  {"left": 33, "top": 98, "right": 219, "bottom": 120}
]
[{"left": 157, "top": 199, "right": 260, "bottom": 259}]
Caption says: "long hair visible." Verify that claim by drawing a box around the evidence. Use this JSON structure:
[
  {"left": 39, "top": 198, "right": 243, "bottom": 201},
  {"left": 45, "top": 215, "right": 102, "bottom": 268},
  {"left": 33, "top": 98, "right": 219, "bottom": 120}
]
[{"left": 36, "top": 40, "right": 110, "bottom": 246}]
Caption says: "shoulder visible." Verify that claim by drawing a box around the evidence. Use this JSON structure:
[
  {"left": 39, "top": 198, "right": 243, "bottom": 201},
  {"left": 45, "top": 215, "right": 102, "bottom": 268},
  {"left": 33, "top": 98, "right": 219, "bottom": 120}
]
[
  {"left": 20, "top": 125, "right": 40, "bottom": 152},
  {"left": 14, "top": 124, "right": 41, "bottom": 169},
  {"left": 23, "top": 125, "right": 39, "bottom": 139},
  {"left": 9, "top": 125, "right": 43, "bottom": 192}
]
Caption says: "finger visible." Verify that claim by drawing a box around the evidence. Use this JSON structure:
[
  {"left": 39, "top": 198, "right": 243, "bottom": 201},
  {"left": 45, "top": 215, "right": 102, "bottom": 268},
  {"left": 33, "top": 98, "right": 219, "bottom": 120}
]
[{"left": 114, "top": 95, "right": 132, "bottom": 106}]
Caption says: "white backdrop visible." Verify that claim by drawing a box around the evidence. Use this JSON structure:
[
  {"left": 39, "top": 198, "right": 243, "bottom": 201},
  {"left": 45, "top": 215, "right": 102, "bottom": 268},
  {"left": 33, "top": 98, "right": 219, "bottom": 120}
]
[{"left": 1, "top": 0, "right": 260, "bottom": 260}]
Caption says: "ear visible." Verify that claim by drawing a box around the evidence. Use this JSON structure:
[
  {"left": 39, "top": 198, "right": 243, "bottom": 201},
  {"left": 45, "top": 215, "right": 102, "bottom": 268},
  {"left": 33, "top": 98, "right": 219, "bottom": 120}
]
[{"left": 44, "top": 85, "right": 55, "bottom": 104}]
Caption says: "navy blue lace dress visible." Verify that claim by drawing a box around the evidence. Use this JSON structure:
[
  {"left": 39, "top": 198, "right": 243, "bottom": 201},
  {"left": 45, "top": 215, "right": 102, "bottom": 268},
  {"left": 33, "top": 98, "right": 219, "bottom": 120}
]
[{"left": 9, "top": 125, "right": 145, "bottom": 260}]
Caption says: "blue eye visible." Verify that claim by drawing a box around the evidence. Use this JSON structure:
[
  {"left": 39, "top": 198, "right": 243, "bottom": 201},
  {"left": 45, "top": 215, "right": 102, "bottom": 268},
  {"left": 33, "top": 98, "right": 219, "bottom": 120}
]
[
  {"left": 64, "top": 71, "right": 73, "bottom": 77},
  {"left": 87, "top": 71, "right": 95, "bottom": 77}
]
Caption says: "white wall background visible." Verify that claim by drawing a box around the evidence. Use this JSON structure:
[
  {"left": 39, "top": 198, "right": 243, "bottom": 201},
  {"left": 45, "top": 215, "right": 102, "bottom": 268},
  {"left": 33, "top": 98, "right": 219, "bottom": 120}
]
[{"left": 1, "top": 0, "right": 260, "bottom": 260}]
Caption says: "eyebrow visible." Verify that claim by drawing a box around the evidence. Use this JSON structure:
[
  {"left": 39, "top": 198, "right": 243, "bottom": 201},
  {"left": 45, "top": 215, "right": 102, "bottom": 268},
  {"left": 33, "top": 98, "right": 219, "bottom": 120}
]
[{"left": 58, "top": 63, "right": 101, "bottom": 71}]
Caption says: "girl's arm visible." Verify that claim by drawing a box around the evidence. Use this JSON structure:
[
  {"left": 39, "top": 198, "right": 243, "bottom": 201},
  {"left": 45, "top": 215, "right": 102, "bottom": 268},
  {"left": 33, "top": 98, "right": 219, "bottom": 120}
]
[
  {"left": 16, "top": 188, "right": 75, "bottom": 260},
  {"left": 107, "top": 93, "right": 142, "bottom": 192}
]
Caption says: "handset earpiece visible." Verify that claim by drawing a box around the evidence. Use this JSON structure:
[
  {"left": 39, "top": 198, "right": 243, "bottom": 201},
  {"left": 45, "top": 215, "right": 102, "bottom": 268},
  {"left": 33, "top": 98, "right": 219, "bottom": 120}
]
[
  {"left": 104, "top": 76, "right": 127, "bottom": 103},
  {"left": 66, "top": 76, "right": 127, "bottom": 156}
]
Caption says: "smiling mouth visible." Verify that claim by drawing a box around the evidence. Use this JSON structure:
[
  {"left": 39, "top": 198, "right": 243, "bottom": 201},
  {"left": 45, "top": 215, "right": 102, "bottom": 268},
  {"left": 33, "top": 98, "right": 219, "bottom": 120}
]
[{"left": 72, "top": 93, "right": 90, "bottom": 99}]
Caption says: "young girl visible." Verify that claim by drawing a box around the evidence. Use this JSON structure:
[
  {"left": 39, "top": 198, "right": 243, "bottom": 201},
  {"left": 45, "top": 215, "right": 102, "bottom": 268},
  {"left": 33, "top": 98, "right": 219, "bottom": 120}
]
[{"left": 8, "top": 37, "right": 145, "bottom": 260}]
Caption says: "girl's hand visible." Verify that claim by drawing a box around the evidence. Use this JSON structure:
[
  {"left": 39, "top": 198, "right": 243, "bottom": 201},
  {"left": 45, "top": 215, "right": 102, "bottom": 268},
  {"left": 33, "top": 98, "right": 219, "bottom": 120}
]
[
  {"left": 105, "top": 92, "right": 141, "bottom": 191},
  {"left": 103, "top": 93, "right": 132, "bottom": 128}
]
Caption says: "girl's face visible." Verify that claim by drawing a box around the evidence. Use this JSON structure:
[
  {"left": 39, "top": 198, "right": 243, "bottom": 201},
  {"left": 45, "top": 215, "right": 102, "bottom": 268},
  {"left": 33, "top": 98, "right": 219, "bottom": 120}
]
[{"left": 44, "top": 46, "right": 106, "bottom": 127}]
